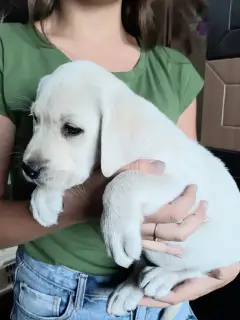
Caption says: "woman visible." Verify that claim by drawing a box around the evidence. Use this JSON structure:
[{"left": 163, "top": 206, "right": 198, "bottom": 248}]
[{"left": 0, "top": 1, "right": 239, "bottom": 319}]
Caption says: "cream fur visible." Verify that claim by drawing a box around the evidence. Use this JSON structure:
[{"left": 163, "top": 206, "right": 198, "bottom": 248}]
[{"left": 23, "top": 61, "right": 240, "bottom": 318}]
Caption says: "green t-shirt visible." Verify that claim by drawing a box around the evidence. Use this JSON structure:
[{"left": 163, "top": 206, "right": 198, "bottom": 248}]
[{"left": 0, "top": 23, "right": 203, "bottom": 275}]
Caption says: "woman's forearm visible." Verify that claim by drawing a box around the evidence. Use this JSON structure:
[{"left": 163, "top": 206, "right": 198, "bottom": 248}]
[
  {"left": 0, "top": 199, "right": 82, "bottom": 249},
  {"left": 0, "top": 171, "right": 106, "bottom": 249}
]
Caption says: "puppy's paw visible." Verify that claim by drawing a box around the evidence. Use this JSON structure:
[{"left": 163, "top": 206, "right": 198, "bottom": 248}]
[
  {"left": 30, "top": 188, "right": 64, "bottom": 227},
  {"left": 139, "top": 267, "right": 179, "bottom": 299},
  {"left": 107, "top": 279, "right": 144, "bottom": 316},
  {"left": 101, "top": 213, "right": 142, "bottom": 268}
]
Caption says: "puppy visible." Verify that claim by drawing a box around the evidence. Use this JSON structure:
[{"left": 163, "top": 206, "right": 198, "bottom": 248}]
[{"left": 22, "top": 61, "right": 240, "bottom": 319}]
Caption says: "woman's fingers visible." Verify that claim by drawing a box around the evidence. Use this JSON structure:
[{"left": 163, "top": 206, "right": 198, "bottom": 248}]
[
  {"left": 158, "top": 276, "right": 222, "bottom": 305},
  {"left": 139, "top": 296, "right": 170, "bottom": 308},
  {"left": 121, "top": 159, "right": 165, "bottom": 175},
  {"left": 142, "top": 238, "right": 184, "bottom": 256},
  {"left": 142, "top": 201, "right": 207, "bottom": 254},
  {"left": 142, "top": 201, "right": 207, "bottom": 240},
  {"left": 139, "top": 267, "right": 239, "bottom": 309},
  {"left": 139, "top": 278, "right": 217, "bottom": 307},
  {"left": 144, "top": 185, "right": 198, "bottom": 224}
]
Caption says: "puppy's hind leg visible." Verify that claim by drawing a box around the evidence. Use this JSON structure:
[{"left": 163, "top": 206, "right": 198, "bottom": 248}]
[{"left": 139, "top": 266, "right": 205, "bottom": 299}]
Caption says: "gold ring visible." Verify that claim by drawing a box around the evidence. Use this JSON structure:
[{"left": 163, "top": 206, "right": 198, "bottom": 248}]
[{"left": 153, "top": 223, "right": 158, "bottom": 241}]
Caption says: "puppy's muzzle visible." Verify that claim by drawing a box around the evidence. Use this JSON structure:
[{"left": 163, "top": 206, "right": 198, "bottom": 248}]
[{"left": 22, "top": 160, "right": 46, "bottom": 181}]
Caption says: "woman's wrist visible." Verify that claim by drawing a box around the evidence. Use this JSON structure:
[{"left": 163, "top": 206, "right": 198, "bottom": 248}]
[{"left": 62, "top": 171, "right": 108, "bottom": 223}]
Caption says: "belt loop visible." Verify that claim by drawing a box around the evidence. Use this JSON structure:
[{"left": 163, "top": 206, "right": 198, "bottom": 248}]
[{"left": 74, "top": 273, "right": 88, "bottom": 310}]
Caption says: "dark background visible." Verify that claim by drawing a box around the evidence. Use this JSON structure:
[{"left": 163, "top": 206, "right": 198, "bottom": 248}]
[
  {"left": 192, "top": 0, "right": 240, "bottom": 318},
  {"left": 207, "top": 0, "right": 240, "bottom": 60}
]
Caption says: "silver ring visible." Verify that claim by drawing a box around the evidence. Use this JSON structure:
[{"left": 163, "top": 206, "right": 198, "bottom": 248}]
[{"left": 153, "top": 224, "right": 158, "bottom": 241}]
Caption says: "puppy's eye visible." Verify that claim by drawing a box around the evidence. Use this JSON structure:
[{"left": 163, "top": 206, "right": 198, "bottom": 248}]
[{"left": 62, "top": 123, "right": 84, "bottom": 137}]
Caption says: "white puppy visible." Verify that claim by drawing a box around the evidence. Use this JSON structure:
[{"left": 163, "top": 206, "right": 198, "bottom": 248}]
[{"left": 23, "top": 61, "right": 240, "bottom": 319}]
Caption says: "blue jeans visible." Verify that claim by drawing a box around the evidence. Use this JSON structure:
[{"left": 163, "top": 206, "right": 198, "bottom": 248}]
[{"left": 11, "top": 249, "right": 197, "bottom": 320}]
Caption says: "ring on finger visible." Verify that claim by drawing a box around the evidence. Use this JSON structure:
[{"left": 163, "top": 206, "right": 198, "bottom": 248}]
[{"left": 153, "top": 223, "right": 158, "bottom": 241}]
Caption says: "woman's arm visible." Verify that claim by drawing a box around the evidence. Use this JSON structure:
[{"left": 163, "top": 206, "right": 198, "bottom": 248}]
[
  {"left": 0, "top": 200, "right": 79, "bottom": 249},
  {"left": 177, "top": 98, "right": 197, "bottom": 140},
  {"left": 0, "top": 115, "right": 105, "bottom": 249},
  {"left": 140, "top": 99, "right": 240, "bottom": 307},
  {"left": 0, "top": 117, "right": 165, "bottom": 249}
]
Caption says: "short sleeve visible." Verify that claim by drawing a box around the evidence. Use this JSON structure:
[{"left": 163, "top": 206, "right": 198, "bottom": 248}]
[
  {"left": 162, "top": 48, "right": 204, "bottom": 115},
  {"left": 177, "top": 61, "right": 204, "bottom": 114},
  {"left": 0, "top": 37, "right": 14, "bottom": 122},
  {"left": 0, "top": 38, "right": 8, "bottom": 118},
  {"left": 0, "top": 73, "right": 9, "bottom": 118}
]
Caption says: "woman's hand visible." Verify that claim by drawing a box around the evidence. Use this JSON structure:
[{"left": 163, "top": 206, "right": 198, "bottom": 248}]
[
  {"left": 65, "top": 159, "right": 165, "bottom": 223},
  {"left": 123, "top": 159, "right": 239, "bottom": 308},
  {"left": 123, "top": 159, "right": 206, "bottom": 257},
  {"left": 141, "top": 186, "right": 206, "bottom": 256},
  {"left": 139, "top": 263, "right": 240, "bottom": 308}
]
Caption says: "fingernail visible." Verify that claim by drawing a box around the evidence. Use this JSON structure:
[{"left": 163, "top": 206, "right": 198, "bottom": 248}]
[
  {"left": 183, "top": 184, "right": 197, "bottom": 195},
  {"left": 150, "top": 160, "right": 165, "bottom": 172},
  {"left": 174, "top": 247, "right": 184, "bottom": 258},
  {"left": 200, "top": 201, "right": 208, "bottom": 213},
  {"left": 191, "top": 184, "right": 197, "bottom": 192}
]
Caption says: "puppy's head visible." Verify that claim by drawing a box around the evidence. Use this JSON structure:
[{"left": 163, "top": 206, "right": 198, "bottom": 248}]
[{"left": 22, "top": 61, "right": 160, "bottom": 190}]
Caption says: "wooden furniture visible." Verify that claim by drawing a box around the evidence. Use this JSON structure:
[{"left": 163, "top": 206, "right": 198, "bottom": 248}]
[{"left": 201, "top": 58, "right": 240, "bottom": 151}]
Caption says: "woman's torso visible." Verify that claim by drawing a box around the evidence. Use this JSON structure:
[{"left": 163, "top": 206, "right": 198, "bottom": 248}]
[{"left": 0, "top": 22, "right": 202, "bottom": 275}]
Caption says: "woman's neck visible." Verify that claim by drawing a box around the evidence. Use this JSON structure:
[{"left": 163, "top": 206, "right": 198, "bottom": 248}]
[
  {"left": 36, "top": 0, "right": 140, "bottom": 72},
  {"left": 46, "top": 0, "right": 127, "bottom": 44}
]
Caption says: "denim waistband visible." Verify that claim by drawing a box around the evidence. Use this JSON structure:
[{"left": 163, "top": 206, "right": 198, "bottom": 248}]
[
  {"left": 15, "top": 249, "right": 195, "bottom": 319},
  {"left": 17, "top": 249, "right": 129, "bottom": 298}
]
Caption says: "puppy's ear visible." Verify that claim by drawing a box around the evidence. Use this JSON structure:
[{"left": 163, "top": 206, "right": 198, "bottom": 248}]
[{"left": 100, "top": 92, "right": 160, "bottom": 177}]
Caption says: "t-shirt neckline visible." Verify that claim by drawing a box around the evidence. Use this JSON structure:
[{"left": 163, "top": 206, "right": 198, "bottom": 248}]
[{"left": 26, "top": 23, "right": 146, "bottom": 78}]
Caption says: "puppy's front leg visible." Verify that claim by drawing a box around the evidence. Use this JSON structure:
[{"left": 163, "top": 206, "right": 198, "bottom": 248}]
[
  {"left": 107, "top": 274, "right": 144, "bottom": 316},
  {"left": 101, "top": 171, "right": 186, "bottom": 268},
  {"left": 107, "top": 261, "right": 145, "bottom": 316},
  {"left": 30, "top": 187, "right": 64, "bottom": 227}
]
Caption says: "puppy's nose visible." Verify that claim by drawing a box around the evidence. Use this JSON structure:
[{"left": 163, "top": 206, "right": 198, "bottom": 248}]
[{"left": 22, "top": 160, "right": 43, "bottom": 180}]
